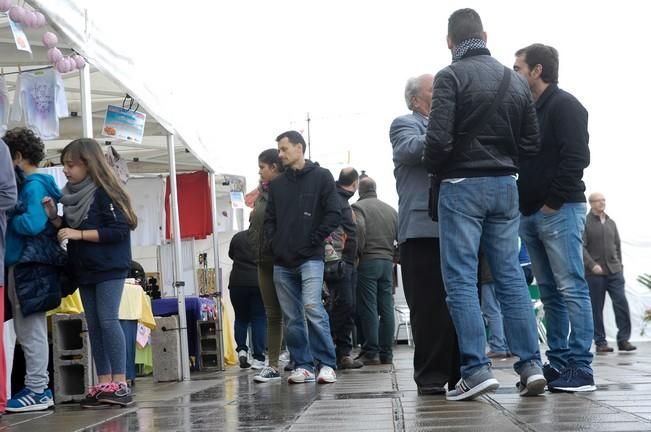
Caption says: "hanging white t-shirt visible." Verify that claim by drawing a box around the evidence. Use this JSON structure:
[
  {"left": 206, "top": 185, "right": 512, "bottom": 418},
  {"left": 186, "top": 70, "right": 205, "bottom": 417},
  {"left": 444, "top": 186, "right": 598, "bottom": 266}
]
[
  {"left": 0, "top": 77, "right": 9, "bottom": 135},
  {"left": 10, "top": 69, "right": 69, "bottom": 140},
  {"left": 126, "top": 177, "right": 166, "bottom": 247}
]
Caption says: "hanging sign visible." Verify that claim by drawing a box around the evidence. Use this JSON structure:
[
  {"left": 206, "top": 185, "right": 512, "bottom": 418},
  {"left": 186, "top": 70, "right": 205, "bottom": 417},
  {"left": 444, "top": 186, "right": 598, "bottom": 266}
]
[
  {"left": 101, "top": 104, "right": 146, "bottom": 144},
  {"left": 230, "top": 191, "right": 245, "bottom": 209},
  {"left": 8, "top": 19, "right": 31, "bottom": 54}
]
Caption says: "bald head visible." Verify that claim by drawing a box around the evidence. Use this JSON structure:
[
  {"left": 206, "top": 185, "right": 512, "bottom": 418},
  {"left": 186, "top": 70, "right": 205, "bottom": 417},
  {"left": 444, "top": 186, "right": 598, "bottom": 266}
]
[
  {"left": 405, "top": 74, "right": 434, "bottom": 117},
  {"left": 588, "top": 192, "right": 606, "bottom": 215},
  {"left": 358, "top": 176, "right": 377, "bottom": 198},
  {"left": 338, "top": 167, "right": 359, "bottom": 192}
]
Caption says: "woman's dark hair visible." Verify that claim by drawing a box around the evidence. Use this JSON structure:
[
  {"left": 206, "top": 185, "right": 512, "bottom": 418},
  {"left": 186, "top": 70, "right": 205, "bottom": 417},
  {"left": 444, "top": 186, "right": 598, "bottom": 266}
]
[
  {"left": 3, "top": 127, "right": 45, "bottom": 166},
  {"left": 258, "top": 148, "right": 284, "bottom": 172}
]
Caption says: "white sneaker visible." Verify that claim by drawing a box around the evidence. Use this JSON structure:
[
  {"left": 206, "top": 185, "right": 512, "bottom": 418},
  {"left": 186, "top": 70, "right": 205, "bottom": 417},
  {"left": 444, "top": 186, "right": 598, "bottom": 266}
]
[
  {"left": 238, "top": 350, "right": 250, "bottom": 369},
  {"left": 279, "top": 351, "right": 290, "bottom": 362},
  {"left": 317, "top": 366, "right": 337, "bottom": 384},
  {"left": 251, "top": 359, "right": 266, "bottom": 370},
  {"left": 288, "top": 368, "right": 315, "bottom": 384}
]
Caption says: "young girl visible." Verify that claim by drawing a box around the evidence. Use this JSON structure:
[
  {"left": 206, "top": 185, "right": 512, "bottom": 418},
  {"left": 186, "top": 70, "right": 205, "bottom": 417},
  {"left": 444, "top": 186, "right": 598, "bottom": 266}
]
[
  {"left": 249, "top": 148, "right": 284, "bottom": 382},
  {"left": 4, "top": 128, "right": 61, "bottom": 412},
  {"left": 43, "top": 138, "right": 137, "bottom": 408}
]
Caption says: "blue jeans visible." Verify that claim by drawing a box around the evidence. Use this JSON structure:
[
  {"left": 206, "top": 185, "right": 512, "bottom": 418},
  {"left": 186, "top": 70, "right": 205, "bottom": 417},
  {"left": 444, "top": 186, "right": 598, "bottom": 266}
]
[
  {"left": 230, "top": 286, "right": 267, "bottom": 361},
  {"left": 520, "top": 202, "right": 594, "bottom": 374},
  {"left": 274, "top": 260, "right": 336, "bottom": 370},
  {"left": 438, "top": 176, "right": 542, "bottom": 378},
  {"left": 481, "top": 283, "right": 509, "bottom": 354},
  {"left": 356, "top": 259, "right": 395, "bottom": 359},
  {"left": 79, "top": 279, "right": 126, "bottom": 376}
]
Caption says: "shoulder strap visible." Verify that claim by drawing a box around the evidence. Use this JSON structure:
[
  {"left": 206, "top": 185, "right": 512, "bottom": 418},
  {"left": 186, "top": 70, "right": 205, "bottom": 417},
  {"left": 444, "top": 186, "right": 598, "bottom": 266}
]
[{"left": 457, "top": 66, "right": 512, "bottom": 148}]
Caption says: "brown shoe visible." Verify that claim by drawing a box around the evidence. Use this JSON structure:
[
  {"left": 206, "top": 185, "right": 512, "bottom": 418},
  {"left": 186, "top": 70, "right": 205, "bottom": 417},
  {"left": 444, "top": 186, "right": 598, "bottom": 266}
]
[
  {"left": 596, "top": 344, "right": 614, "bottom": 353},
  {"left": 618, "top": 341, "right": 637, "bottom": 352},
  {"left": 338, "top": 356, "right": 364, "bottom": 369}
]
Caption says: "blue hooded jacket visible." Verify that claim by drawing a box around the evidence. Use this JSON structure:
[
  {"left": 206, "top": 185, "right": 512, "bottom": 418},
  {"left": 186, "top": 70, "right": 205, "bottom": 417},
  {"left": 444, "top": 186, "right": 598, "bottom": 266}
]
[{"left": 5, "top": 172, "right": 62, "bottom": 266}]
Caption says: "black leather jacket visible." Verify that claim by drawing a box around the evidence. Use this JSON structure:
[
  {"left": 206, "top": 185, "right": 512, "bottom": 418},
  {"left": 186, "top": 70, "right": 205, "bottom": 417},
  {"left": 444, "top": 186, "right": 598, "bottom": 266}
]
[{"left": 424, "top": 49, "right": 540, "bottom": 179}]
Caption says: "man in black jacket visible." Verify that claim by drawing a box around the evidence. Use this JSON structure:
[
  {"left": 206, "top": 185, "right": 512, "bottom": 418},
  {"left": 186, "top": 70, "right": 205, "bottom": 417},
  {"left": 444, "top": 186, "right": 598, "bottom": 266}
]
[
  {"left": 424, "top": 8, "right": 545, "bottom": 401},
  {"left": 264, "top": 130, "right": 341, "bottom": 384},
  {"left": 326, "top": 168, "right": 363, "bottom": 369},
  {"left": 514, "top": 43, "right": 596, "bottom": 393}
]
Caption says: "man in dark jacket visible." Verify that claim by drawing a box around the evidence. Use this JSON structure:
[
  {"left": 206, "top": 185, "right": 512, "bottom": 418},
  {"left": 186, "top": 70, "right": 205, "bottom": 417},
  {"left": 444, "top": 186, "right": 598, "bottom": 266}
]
[
  {"left": 390, "top": 74, "right": 461, "bottom": 396},
  {"left": 352, "top": 177, "right": 398, "bottom": 366},
  {"left": 264, "top": 130, "right": 341, "bottom": 384},
  {"left": 424, "top": 8, "right": 545, "bottom": 401},
  {"left": 583, "top": 192, "right": 635, "bottom": 353},
  {"left": 515, "top": 43, "right": 596, "bottom": 393},
  {"left": 326, "top": 167, "right": 363, "bottom": 369}
]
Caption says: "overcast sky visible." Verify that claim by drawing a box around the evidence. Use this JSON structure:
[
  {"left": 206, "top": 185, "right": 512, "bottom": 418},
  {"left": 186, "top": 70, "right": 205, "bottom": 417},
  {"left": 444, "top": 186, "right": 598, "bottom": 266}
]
[{"left": 99, "top": 1, "right": 650, "bottom": 246}]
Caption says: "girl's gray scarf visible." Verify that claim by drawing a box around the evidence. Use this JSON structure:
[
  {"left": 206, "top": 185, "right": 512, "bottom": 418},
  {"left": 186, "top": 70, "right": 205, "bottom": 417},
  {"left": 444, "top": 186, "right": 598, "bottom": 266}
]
[{"left": 60, "top": 176, "right": 97, "bottom": 228}]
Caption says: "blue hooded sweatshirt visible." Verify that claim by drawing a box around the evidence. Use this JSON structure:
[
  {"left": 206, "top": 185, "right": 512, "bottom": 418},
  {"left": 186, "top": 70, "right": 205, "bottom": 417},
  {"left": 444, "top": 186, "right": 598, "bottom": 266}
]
[{"left": 5, "top": 172, "right": 62, "bottom": 266}]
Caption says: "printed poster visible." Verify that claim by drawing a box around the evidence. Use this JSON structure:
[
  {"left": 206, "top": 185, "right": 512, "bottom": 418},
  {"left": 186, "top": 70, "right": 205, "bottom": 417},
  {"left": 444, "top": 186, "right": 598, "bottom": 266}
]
[{"left": 102, "top": 104, "right": 146, "bottom": 144}]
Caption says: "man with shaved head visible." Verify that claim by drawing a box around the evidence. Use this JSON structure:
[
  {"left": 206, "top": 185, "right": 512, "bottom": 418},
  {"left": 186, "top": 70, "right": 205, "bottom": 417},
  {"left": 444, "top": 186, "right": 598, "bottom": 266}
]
[{"left": 583, "top": 192, "right": 635, "bottom": 353}]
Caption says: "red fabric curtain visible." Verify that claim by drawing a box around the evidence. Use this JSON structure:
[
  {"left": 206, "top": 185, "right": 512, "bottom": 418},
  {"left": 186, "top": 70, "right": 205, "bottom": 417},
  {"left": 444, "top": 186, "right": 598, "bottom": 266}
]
[{"left": 165, "top": 171, "right": 213, "bottom": 240}]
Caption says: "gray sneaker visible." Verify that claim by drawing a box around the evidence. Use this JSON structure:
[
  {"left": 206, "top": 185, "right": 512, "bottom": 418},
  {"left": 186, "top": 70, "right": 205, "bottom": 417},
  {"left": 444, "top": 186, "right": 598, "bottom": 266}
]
[
  {"left": 516, "top": 362, "right": 547, "bottom": 396},
  {"left": 446, "top": 367, "right": 499, "bottom": 401}
]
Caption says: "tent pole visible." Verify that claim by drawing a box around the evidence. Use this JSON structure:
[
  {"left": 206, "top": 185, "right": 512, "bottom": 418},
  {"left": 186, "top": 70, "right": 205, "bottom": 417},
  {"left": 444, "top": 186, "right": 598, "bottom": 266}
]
[
  {"left": 79, "top": 65, "right": 93, "bottom": 138},
  {"left": 209, "top": 172, "right": 225, "bottom": 371},
  {"left": 167, "top": 134, "right": 191, "bottom": 381}
]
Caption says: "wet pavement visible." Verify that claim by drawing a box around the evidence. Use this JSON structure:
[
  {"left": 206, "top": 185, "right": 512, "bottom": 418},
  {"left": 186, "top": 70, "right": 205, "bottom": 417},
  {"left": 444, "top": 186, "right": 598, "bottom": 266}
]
[{"left": 3, "top": 343, "right": 651, "bottom": 431}]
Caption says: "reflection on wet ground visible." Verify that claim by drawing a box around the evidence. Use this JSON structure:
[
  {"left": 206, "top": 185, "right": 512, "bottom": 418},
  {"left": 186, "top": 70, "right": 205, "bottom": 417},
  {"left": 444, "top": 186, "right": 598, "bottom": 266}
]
[{"left": 4, "top": 344, "right": 651, "bottom": 431}]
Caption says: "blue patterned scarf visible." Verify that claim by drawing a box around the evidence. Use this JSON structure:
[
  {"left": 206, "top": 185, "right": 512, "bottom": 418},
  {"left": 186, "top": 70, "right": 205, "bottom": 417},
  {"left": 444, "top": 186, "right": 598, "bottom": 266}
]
[{"left": 452, "top": 38, "right": 487, "bottom": 62}]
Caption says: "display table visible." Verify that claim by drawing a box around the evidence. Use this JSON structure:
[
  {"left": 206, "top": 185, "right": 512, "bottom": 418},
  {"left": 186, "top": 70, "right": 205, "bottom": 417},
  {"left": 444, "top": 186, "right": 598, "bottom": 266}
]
[{"left": 151, "top": 296, "right": 217, "bottom": 369}]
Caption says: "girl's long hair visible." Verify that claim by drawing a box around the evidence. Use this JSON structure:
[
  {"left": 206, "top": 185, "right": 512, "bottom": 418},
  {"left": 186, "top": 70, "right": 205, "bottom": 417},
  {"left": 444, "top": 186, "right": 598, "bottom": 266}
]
[{"left": 61, "top": 138, "right": 138, "bottom": 230}]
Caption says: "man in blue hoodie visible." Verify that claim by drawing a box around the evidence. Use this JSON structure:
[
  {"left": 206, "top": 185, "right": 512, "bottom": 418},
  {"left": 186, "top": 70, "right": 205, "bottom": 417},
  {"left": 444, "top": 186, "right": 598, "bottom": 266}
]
[
  {"left": 0, "top": 137, "right": 18, "bottom": 414},
  {"left": 4, "top": 128, "right": 61, "bottom": 412}
]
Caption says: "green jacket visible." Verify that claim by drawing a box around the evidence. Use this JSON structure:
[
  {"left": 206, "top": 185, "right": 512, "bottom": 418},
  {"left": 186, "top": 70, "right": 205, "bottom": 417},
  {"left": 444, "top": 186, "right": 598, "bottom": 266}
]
[{"left": 248, "top": 188, "right": 273, "bottom": 265}]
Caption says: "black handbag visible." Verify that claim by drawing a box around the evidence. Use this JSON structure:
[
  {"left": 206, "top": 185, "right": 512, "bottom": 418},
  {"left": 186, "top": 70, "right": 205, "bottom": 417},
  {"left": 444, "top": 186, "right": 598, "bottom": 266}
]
[
  {"left": 429, "top": 66, "right": 512, "bottom": 222},
  {"left": 324, "top": 259, "right": 345, "bottom": 282}
]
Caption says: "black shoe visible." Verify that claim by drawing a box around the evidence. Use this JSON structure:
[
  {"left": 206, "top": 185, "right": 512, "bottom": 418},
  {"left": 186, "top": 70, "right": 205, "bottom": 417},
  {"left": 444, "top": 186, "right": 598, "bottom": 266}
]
[
  {"left": 96, "top": 383, "right": 133, "bottom": 407},
  {"left": 618, "top": 341, "right": 637, "bottom": 351},
  {"left": 80, "top": 385, "right": 112, "bottom": 409},
  {"left": 417, "top": 385, "right": 446, "bottom": 395},
  {"left": 379, "top": 356, "right": 393, "bottom": 365},
  {"left": 548, "top": 367, "right": 596, "bottom": 393},
  {"left": 359, "top": 353, "right": 381, "bottom": 366},
  {"left": 338, "top": 356, "right": 364, "bottom": 369},
  {"left": 284, "top": 360, "right": 295, "bottom": 372},
  {"left": 596, "top": 344, "right": 614, "bottom": 353},
  {"left": 542, "top": 363, "right": 561, "bottom": 383}
]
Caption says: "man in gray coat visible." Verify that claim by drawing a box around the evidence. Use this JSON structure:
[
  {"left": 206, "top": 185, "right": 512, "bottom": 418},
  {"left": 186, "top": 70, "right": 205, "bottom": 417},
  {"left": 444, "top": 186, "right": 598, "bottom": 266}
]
[
  {"left": 583, "top": 192, "right": 636, "bottom": 353},
  {"left": 389, "top": 74, "right": 460, "bottom": 395},
  {"left": 352, "top": 177, "right": 398, "bottom": 365}
]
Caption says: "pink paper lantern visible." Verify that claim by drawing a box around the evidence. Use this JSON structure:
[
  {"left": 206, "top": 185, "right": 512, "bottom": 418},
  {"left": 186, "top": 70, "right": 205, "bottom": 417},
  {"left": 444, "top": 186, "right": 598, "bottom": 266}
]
[
  {"left": 34, "top": 12, "right": 46, "bottom": 27},
  {"left": 55, "top": 59, "right": 68, "bottom": 74},
  {"left": 67, "top": 57, "right": 77, "bottom": 71},
  {"left": 8, "top": 6, "right": 25, "bottom": 22},
  {"left": 47, "top": 47, "right": 62, "bottom": 64},
  {"left": 42, "top": 31, "right": 58, "bottom": 48},
  {"left": 72, "top": 55, "right": 86, "bottom": 69},
  {"left": 24, "top": 11, "right": 37, "bottom": 27},
  {"left": 0, "top": 0, "right": 12, "bottom": 13}
]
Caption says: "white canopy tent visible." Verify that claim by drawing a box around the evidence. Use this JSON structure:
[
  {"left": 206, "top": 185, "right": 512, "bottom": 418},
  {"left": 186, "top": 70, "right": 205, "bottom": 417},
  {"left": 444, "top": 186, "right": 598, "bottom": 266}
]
[{"left": 0, "top": 0, "right": 231, "bottom": 378}]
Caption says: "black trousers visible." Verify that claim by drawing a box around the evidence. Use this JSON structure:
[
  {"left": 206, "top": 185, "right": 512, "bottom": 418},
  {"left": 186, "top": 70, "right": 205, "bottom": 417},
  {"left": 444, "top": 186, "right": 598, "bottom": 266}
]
[
  {"left": 400, "top": 238, "right": 460, "bottom": 388},
  {"left": 587, "top": 272, "right": 631, "bottom": 345},
  {"left": 327, "top": 261, "right": 355, "bottom": 358}
]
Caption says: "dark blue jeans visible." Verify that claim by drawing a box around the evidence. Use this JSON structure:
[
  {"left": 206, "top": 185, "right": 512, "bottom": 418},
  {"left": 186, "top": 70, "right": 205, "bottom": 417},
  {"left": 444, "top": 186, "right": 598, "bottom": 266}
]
[
  {"left": 326, "top": 261, "right": 355, "bottom": 358},
  {"left": 520, "top": 202, "right": 594, "bottom": 374},
  {"left": 587, "top": 272, "right": 631, "bottom": 346},
  {"left": 357, "top": 259, "right": 394, "bottom": 360},
  {"left": 438, "top": 176, "right": 542, "bottom": 378},
  {"left": 230, "top": 286, "right": 267, "bottom": 361}
]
